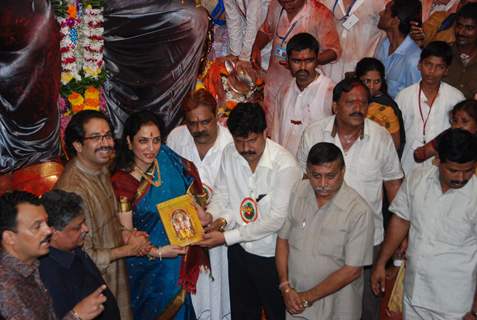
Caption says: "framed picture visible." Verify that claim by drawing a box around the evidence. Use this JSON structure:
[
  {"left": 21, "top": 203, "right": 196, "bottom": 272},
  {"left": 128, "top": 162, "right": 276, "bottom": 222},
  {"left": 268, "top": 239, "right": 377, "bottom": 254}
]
[{"left": 156, "top": 194, "right": 204, "bottom": 247}]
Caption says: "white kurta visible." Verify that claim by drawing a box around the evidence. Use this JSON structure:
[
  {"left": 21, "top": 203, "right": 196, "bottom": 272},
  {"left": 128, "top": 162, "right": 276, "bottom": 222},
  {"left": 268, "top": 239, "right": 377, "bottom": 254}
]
[
  {"left": 167, "top": 124, "right": 233, "bottom": 320},
  {"left": 320, "top": 0, "right": 386, "bottom": 83},
  {"left": 396, "top": 82, "right": 465, "bottom": 177},
  {"left": 391, "top": 165, "right": 477, "bottom": 317},
  {"left": 271, "top": 73, "right": 334, "bottom": 155},
  {"left": 224, "top": 0, "right": 272, "bottom": 67},
  {"left": 297, "top": 116, "right": 404, "bottom": 245}
]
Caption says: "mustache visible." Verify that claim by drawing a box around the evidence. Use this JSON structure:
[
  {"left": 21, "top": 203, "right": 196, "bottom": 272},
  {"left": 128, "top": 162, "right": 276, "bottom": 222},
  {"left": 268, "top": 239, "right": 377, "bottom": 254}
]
[
  {"left": 349, "top": 112, "right": 364, "bottom": 117},
  {"left": 295, "top": 70, "right": 309, "bottom": 77},
  {"left": 192, "top": 131, "right": 208, "bottom": 138},
  {"left": 449, "top": 180, "right": 468, "bottom": 187},
  {"left": 95, "top": 146, "right": 113, "bottom": 153},
  {"left": 240, "top": 151, "right": 256, "bottom": 156},
  {"left": 41, "top": 234, "right": 52, "bottom": 244}
]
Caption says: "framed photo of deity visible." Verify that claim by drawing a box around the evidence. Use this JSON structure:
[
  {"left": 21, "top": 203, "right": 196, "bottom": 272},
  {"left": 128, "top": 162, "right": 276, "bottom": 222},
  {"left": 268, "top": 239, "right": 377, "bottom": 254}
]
[{"left": 156, "top": 194, "right": 204, "bottom": 247}]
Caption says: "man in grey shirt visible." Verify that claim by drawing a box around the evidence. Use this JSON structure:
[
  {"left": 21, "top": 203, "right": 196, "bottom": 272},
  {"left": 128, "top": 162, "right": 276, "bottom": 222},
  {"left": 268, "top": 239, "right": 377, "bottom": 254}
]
[{"left": 276, "top": 142, "right": 375, "bottom": 319}]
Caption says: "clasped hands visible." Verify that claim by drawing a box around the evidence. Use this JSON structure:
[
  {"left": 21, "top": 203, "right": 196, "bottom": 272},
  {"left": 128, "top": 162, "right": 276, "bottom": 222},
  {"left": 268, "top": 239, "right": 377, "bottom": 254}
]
[
  {"left": 123, "top": 229, "right": 186, "bottom": 258},
  {"left": 281, "top": 285, "right": 313, "bottom": 315},
  {"left": 194, "top": 203, "right": 226, "bottom": 248}
]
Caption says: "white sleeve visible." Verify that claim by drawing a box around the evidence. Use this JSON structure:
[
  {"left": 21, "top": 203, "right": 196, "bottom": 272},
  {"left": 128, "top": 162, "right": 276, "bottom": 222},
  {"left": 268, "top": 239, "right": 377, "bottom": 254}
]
[
  {"left": 239, "top": 0, "right": 264, "bottom": 61},
  {"left": 296, "top": 128, "right": 313, "bottom": 172},
  {"left": 381, "top": 133, "right": 404, "bottom": 181},
  {"left": 207, "top": 155, "right": 235, "bottom": 227},
  {"left": 224, "top": 0, "right": 244, "bottom": 57},
  {"left": 224, "top": 165, "right": 302, "bottom": 245}
]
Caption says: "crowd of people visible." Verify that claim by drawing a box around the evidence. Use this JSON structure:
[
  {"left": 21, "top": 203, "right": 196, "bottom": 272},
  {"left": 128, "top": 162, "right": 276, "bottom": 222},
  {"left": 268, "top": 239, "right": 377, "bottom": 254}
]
[{"left": 1, "top": 0, "right": 477, "bottom": 319}]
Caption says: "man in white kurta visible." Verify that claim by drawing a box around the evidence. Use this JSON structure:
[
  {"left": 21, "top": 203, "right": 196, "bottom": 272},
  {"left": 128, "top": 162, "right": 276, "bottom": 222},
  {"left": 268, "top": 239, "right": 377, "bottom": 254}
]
[
  {"left": 198, "top": 103, "right": 302, "bottom": 320},
  {"left": 395, "top": 41, "right": 465, "bottom": 176},
  {"left": 224, "top": 0, "right": 272, "bottom": 68},
  {"left": 321, "top": 0, "right": 386, "bottom": 83},
  {"left": 167, "top": 90, "right": 233, "bottom": 320},
  {"left": 271, "top": 32, "right": 334, "bottom": 155},
  {"left": 251, "top": 0, "right": 341, "bottom": 132},
  {"left": 371, "top": 128, "right": 477, "bottom": 319}
]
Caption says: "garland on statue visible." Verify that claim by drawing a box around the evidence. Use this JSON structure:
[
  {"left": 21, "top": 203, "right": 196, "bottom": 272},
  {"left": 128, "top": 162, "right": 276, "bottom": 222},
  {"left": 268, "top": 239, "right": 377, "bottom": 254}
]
[{"left": 53, "top": 0, "right": 105, "bottom": 115}]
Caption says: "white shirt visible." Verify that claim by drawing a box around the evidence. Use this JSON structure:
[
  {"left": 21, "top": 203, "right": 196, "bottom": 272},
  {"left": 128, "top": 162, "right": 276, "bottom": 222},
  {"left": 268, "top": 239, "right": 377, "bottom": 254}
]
[
  {"left": 208, "top": 139, "right": 302, "bottom": 257},
  {"left": 167, "top": 124, "right": 233, "bottom": 189},
  {"left": 167, "top": 124, "right": 233, "bottom": 320},
  {"left": 271, "top": 73, "right": 334, "bottom": 155},
  {"left": 390, "top": 165, "right": 477, "bottom": 315},
  {"left": 224, "top": 0, "right": 271, "bottom": 62},
  {"left": 297, "top": 116, "right": 404, "bottom": 245},
  {"left": 321, "top": 0, "right": 386, "bottom": 83},
  {"left": 396, "top": 82, "right": 465, "bottom": 177}
]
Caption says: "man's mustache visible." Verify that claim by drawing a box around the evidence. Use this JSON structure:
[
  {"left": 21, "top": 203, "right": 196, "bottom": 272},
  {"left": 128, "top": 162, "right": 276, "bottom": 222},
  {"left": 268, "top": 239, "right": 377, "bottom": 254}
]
[
  {"left": 295, "top": 70, "right": 309, "bottom": 77},
  {"left": 449, "top": 180, "right": 468, "bottom": 187},
  {"left": 240, "top": 151, "right": 256, "bottom": 156},
  {"left": 95, "top": 146, "right": 113, "bottom": 153},
  {"left": 192, "top": 131, "right": 208, "bottom": 138},
  {"left": 349, "top": 112, "right": 364, "bottom": 118}
]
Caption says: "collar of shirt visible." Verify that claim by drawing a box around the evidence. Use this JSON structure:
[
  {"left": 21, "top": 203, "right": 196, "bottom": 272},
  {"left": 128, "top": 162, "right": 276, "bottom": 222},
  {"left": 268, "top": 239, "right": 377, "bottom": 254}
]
[
  {"left": 292, "top": 72, "right": 323, "bottom": 94},
  {"left": 279, "top": 0, "right": 309, "bottom": 25},
  {"left": 452, "top": 45, "right": 477, "bottom": 68},
  {"left": 393, "top": 35, "right": 418, "bottom": 56},
  {"left": 326, "top": 115, "right": 368, "bottom": 140},
  {"left": 74, "top": 158, "right": 106, "bottom": 176},
  {"left": 427, "top": 165, "right": 477, "bottom": 199},
  {"left": 0, "top": 250, "right": 38, "bottom": 278},
  {"left": 303, "top": 181, "right": 355, "bottom": 215},
  {"left": 46, "top": 247, "right": 82, "bottom": 269}
]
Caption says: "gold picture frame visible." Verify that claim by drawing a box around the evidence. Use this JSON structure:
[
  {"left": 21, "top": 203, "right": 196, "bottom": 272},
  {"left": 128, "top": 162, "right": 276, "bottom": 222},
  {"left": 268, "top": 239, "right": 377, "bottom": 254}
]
[{"left": 156, "top": 194, "right": 204, "bottom": 246}]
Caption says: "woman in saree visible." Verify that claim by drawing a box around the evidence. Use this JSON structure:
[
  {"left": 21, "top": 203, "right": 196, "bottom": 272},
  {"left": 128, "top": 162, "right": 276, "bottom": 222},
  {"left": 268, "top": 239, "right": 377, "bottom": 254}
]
[{"left": 112, "top": 111, "right": 208, "bottom": 320}]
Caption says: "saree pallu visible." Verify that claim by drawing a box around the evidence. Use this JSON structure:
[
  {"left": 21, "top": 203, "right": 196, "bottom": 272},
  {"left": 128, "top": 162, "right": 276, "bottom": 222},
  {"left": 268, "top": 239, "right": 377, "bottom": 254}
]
[{"left": 113, "top": 145, "right": 199, "bottom": 320}]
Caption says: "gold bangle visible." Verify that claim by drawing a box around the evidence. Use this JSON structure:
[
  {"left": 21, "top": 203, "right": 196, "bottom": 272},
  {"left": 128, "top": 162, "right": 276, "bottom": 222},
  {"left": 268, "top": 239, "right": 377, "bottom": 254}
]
[
  {"left": 119, "top": 197, "right": 131, "bottom": 213},
  {"left": 216, "top": 217, "right": 227, "bottom": 232}
]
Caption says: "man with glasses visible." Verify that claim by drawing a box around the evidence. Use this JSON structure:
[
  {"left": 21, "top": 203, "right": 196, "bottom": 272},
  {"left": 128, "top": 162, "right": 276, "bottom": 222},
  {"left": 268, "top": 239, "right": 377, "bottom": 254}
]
[{"left": 55, "top": 110, "right": 150, "bottom": 320}]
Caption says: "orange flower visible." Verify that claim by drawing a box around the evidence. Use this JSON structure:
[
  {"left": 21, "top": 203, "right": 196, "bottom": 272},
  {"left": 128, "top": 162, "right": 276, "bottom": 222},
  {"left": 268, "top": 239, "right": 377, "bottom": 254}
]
[
  {"left": 84, "top": 86, "right": 100, "bottom": 100},
  {"left": 225, "top": 100, "right": 237, "bottom": 111},
  {"left": 67, "top": 4, "right": 77, "bottom": 19},
  {"left": 68, "top": 91, "right": 84, "bottom": 113}
]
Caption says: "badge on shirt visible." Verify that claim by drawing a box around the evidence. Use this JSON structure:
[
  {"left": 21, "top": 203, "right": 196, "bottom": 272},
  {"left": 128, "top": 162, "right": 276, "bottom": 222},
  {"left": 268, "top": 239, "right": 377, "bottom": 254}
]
[
  {"left": 274, "top": 46, "right": 287, "bottom": 61},
  {"left": 240, "top": 197, "right": 258, "bottom": 224},
  {"left": 342, "top": 14, "right": 359, "bottom": 30}
]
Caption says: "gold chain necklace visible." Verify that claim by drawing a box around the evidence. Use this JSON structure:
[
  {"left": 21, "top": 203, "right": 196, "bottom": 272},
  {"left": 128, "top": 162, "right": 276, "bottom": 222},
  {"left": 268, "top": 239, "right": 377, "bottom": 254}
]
[{"left": 134, "top": 159, "right": 161, "bottom": 187}]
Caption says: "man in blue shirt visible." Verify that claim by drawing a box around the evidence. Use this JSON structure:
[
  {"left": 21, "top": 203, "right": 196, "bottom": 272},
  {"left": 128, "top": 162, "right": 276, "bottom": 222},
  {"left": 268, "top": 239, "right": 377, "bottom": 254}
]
[
  {"left": 375, "top": 0, "right": 422, "bottom": 98},
  {"left": 40, "top": 190, "right": 121, "bottom": 320}
]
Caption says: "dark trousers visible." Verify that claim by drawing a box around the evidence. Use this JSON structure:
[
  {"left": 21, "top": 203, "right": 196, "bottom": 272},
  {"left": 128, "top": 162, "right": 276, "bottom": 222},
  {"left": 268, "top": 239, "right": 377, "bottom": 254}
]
[{"left": 228, "top": 244, "right": 285, "bottom": 320}]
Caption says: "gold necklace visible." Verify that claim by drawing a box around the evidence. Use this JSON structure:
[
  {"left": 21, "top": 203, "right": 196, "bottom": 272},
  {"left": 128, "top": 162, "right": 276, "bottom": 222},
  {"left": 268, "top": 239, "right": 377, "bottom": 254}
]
[{"left": 134, "top": 159, "right": 161, "bottom": 187}]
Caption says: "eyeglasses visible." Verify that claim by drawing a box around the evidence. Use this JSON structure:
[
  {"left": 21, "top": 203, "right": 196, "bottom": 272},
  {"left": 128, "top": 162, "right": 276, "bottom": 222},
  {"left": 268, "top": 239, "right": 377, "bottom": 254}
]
[{"left": 83, "top": 132, "right": 114, "bottom": 143}]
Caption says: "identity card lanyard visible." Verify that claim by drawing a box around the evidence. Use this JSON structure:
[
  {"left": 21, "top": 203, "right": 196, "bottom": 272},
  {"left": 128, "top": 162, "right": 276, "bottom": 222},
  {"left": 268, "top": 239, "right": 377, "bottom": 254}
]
[
  {"left": 275, "top": 8, "right": 300, "bottom": 48},
  {"left": 418, "top": 82, "right": 439, "bottom": 144},
  {"left": 332, "top": 0, "right": 358, "bottom": 21}
]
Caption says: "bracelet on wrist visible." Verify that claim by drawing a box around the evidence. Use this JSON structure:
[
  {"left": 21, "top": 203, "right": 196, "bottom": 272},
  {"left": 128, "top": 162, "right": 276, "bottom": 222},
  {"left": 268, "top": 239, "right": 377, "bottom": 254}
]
[
  {"left": 278, "top": 281, "right": 290, "bottom": 290},
  {"left": 71, "top": 308, "right": 82, "bottom": 320}
]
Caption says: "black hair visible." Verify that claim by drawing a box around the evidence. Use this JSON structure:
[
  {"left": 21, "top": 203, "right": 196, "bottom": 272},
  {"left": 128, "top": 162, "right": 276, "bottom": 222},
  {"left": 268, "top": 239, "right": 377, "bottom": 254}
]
[
  {"left": 355, "top": 57, "right": 389, "bottom": 95},
  {"left": 333, "top": 78, "right": 370, "bottom": 102},
  {"left": 64, "top": 110, "right": 112, "bottom": 157},
  {"left": 451, "top": 100, "right": 477, "bottom": 127},
  {"left": 456, "top": 3, "right": 477, "bottom": 23},
  {"left": 114, "top": 110, "right": 164, "bottom": 171},
  {"left": 437, "top": 128, "right": 477, "bottom": 163},
  {"left": 42, "top": 190, "right": 83, "bottom": 231},
  {"left": 420, "top": 41, "right": 453, "bottom": 66},
  {"left": 391, "top": 0, "right": 421, "bottom": 35},
  {"left": 227, "top": 103, "right": 267, "bottom": 137},
  {"left": 307, "top": 142, "right": 345, "bottom": 169},
  {"left": 286, "top": 32, "right": 320, "bottom": 57},
  {"left": 0, "top": 191, "right": 42, "bottom": 240}
]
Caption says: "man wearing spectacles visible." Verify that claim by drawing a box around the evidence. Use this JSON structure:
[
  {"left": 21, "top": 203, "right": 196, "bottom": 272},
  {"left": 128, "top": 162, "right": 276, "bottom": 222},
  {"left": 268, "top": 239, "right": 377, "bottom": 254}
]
[{"left": 55, "top": 110, "right": 150, "bottom": 320}]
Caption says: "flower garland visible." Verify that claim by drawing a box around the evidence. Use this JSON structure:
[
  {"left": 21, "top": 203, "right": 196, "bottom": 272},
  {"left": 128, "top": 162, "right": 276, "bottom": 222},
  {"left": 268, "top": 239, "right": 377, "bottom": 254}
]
[{"left": 54, "top": 0, "right": 105, "bottom": 115}]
